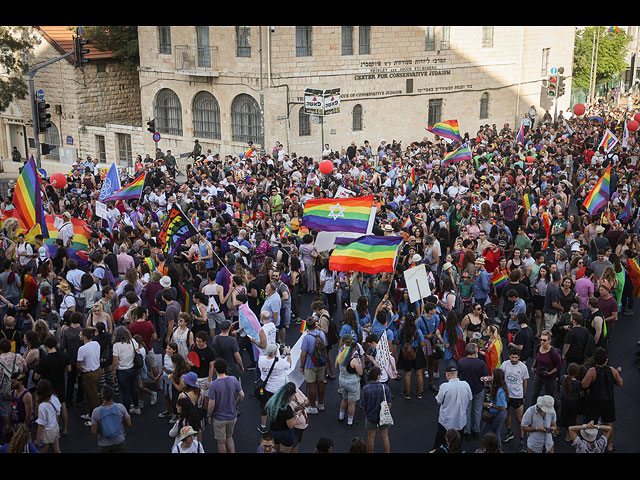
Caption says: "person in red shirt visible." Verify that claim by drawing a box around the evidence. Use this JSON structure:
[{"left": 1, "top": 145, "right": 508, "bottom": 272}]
[
  {"left": 483, "top": 239, "right": 502, "bottom": 275},
  {"left": 128, "top": 305, "right": 160, "bottom": 396}
]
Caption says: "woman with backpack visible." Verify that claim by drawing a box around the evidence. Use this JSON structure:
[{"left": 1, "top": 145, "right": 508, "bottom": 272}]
[
  {"left": 335, "top": 333, "right": 364, "bottom": 428},
  {"left": 442, "top": 311, "right": 464, "bottom": 370},
  {"left": 396, "top": 313, "right": 426, "bottom": 400}
]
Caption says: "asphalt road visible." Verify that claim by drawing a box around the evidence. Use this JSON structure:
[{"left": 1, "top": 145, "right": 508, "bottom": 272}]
[{"left": 54, "top": 294, "right": 640, "bottom": 454}]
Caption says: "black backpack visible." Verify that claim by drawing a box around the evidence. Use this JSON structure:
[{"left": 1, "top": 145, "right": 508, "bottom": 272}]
[
  {"left": 320, "top": 313, "right": 339, "bottom": 347},
  {"left": 309, "top": 331, "right": 328, "bottom": 367}
]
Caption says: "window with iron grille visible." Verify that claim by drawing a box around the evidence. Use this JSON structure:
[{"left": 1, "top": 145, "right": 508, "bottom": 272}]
[
  {"left": 193, "top": 91, "right": 221, "bottom": 140},
  {"left": 158, "top": 26, "right": 171, "bottom": 54},
  {"left": 352, "top": 104, "right": 363, "bottom": 131},
  {"left": 541, "top": 48, "right": 550, "bottom": 77},
  {"left": 428, "top": 99, "right": 443, "bottom": 126},
  {"left": 156, "top": 89, "right": 183, "bottom": 136},
  {"left": 425, "top": 26, "right": 435, "bottom": 51},
  {"left": 96, "top": 135, "right": 106, "bottom": 162},
  {"left": 359, "top": 26, "right": 371, "bottom": 55},
  {"left": 116, "top": 133, "right": 133, "bottom": 166},
  {"left": 43, "top": 124, "right": 59, "bottom": 161},
  {"left": 296, "top": 26, "right": 312, "bottom": 57},
  {"left": 482, "top": 26, "right": 494, "bottom": 48},
  {"left": 196, "top": 26, "right": 211, "bottom": 67},
  {"left": 236, "top": 26, "right": 251, "bottom": 58},
  {"left": 342, "top": 26, "right": 354, "bottom": 55},
  {"left": 299, "top": 107, "right": 310, "bottom": 136},
  {"left": 440, "top": 26, "right": 450, "bottom": 50},
  {"left": 480, "top": 92, "right": 489, "bottom": 119},
  {"left": 231, "top": 94, "right": 262, "bottom": 144}
]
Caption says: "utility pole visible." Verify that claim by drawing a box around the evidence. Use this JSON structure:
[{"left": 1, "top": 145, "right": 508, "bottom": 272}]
[{"left": 259, "top": 26, "right": 265, "bottom": 151}]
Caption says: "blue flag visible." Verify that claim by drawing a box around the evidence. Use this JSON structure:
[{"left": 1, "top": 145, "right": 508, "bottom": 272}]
[{"left": 99, "top": 163, "right": 121, "bottom": 202}]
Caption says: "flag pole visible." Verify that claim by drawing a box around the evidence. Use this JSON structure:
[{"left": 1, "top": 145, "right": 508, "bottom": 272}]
[{"left": 385, "top": 239, "right": 405, "bottom": 299}]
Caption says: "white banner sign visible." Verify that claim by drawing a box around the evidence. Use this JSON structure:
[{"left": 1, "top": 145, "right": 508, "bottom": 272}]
[
  {"left": 95, "top": 200, "right": 108, "bottom": 220},
  {"left": 404, "top": 264, "right": 431, "bottom": 304}
]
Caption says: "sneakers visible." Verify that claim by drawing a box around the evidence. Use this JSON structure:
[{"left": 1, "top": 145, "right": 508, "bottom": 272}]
[
  {"left": 518, "top": 440, "right": 526, "bottom": 452},
  {"left": 432, "top": 372, "right": 440, "bottom": 379},
  {"left": 130, "top": 407, "right": 142, "bottom": 415},
  {"left": 169, "top": 414, "right": 177, "bottom": 424},
  {"left": 401, "top": 391, "right": 411, "bottom": 400},
  {"left": 138, "top": 400, "right": 144, "bottom": 408},
  {"left": 306, "top": 407, "right": 319, "bottom": 414},
  {"left": 84, "top": 420, "right": 92, "bottom": 427},
  {"left": 80, "top": 414, "right": 91, "bottom": 421},
  {"left": 158, "top": 410, "right": 172, "bottom": 418},
  {"left": 151, "top": 392, "right": 158, "bottom": 406},
  {"left": 346, "top": 421, "right": 360, "bottom": 429},
  {"left": 415, "top": 391, "right": 423, "bottom": 400},
  {"left": 504, "top": 430, "right": 515, "bottom": 443},
  {"left": 317, "top": 403, "right": 325, "bottom": 411},
  {"left": 257, "top": 425, "right": 269, "bottom": 434}
]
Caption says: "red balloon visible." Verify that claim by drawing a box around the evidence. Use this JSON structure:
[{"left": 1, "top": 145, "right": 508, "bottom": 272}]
[
  {"left": 634, "top": 113, "right": 640, "bottom": 123},
  {"left": 628, "top": 120, "right": 639, "bottom": 132},
  {"left": 319, "top": 160, "right": 333, "bottom": 175},
  {"left": 573, "top": 103, "right": 585, "bottom": 116},
  {"left": 50, "top": 173, "right": 67, "bottom": 189}
]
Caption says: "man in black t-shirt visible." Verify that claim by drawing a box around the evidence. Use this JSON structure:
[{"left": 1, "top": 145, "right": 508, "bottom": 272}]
[
  {"left": 190, "top": 331, "right": 215, "bottom": 394},
  {"left": 34, "top": 336, "right": 71, "bottom": 435},
  {"left": 562, "top": 312, "right": 590, "bottom": 366},
  {"left": 511, "top": 315, "right": 534, "bottom": 364},
  {"left": 211, "top": 320, "right": 243, "bottom": 380}
]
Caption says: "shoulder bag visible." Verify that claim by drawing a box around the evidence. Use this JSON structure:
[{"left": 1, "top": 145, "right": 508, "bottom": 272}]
[
  {"left": 379, "top": 384, "right": 394, "bottom": 426},
  {"left": 131, "top": 340, "right": 145, "bottom": 370},
  {"left": 254, "top": 357, "right": 278, "bottom": 399}
]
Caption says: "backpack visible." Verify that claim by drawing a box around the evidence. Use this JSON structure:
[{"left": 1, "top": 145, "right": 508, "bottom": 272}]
[
  {"left": 590, "top": 365, "right": 615, "bottom": 403},
  {"left": 96, "top": 264, "right": 116, "bottom": 288},
  {"left": 98, "top": 405, "right": 122, "bottom": 439},
  {"left": 0, "top": 354, "right": 18, "bottom": 400},
  {"left": 309, "top": 331, "right": 328, "bottom": 367},
  {"left": 0, "top": 330, "right": 19, "bottom": 354},
  {"left": 451, "top": 292, "right": 464, "bottom": 318},
  {"left": 320, "top": 313, "right": 339, "bottom": 347}
]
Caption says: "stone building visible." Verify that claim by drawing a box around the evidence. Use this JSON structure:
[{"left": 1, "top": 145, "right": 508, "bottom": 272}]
[
  {"left": 137, "top": 26, "right": 576, "bottom": 162},
  {"left": 0, "top": 26, "right": 142, "bottom": 174}
]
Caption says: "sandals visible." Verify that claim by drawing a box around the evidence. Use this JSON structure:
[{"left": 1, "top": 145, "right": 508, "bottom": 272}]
[{"left": 429, "top": 384, "right": 439, "bottom": 392}]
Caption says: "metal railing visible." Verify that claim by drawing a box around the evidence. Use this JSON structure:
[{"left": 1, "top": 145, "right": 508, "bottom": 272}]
[{"left": 174, "top": 45, "right": 218, "bottom": 72}]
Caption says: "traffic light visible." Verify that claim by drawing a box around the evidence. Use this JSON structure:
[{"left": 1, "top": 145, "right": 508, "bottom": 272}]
[
  {"left": 547, "top": 75, "right": 558, "bottom": 98},
  {"left": 41, "top": 143, "right": 56, "bottom": 156},
  {"left": 557, "top": 75, "right": 566, "bottom": 98},
  {"left": 37, "top": 100, "right": 52, "bottom": 133},
  {"left": 74, "top": 35, "right": 90, "bottom": 68},
  {"left": 147, "top": 119, "right": 156, "bottom": 133}
]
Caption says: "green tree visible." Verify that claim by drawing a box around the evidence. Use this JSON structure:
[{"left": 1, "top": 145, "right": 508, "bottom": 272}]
[
  {"left": 573, "top": 26, "right": 632, "bottom": 90},
  {"left": 69, "top": 26, "right": 139, "bottom": 72},
  {"left": 0, "top": 26, "right": 40, "bottom": 111}
]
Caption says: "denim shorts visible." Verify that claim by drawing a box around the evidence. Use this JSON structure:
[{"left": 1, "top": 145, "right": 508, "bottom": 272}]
[{"left": 272, "top": 428, "right": 296, "bottom": 447}]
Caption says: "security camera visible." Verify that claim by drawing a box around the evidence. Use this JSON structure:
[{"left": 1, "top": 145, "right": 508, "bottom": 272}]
[{"left": 270, "top": 26, "right": 275, "bottom": 33}]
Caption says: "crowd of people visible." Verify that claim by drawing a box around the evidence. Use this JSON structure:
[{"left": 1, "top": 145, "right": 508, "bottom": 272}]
[{"left": 0, "top": 93, "right": 637, "bottom": 454}]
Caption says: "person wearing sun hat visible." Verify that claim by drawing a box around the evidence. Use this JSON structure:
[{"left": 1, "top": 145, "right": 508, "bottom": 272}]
[
  {"left": 521, "top": 394, "right": 558, "bottom": 453},
  {"left": 568, "top": 420, "right": 612, "bottom": 453},
  {"left": 171, "top": 425, "right": 205, "bottom": 453}
]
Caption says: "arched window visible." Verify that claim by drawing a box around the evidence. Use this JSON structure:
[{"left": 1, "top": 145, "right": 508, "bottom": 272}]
[
  {"left": 231, "top": 94, "right": 261, "bottom": 144},
  {"left": 156, "top": 89, "right": 183, "bottom": 136},
  {"left": 193, "top": 91, "right": 221, "bottom": 140},
  {"left": 299, "top": 107, "right": 310, "bottom": 136},
  {"left": 44, "top": 123, "right": 59, "bottom": 161},
  {"left": 352, "top": 104, "right": 363, "bottom": 131},
  {"left": 480, "top": 92, "right": 489, "bottom": 119}
]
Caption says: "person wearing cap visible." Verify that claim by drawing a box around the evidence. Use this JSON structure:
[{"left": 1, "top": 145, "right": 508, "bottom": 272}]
[
  {"left": 521, "top": 395, "right": 559, "bottom": 453},
  {"left": 568, "top": 419, "right": 612, "bottom": 453},
  {"left": 171, "top": 425, "right": 205, "bottom": 453},
  {"left": 57, "top": 211, "right": 76, "bottom": 248},
  {"left": 432, "top": 365, "right": 472, "bottom": 451},
  {"left": 473, "top": 257, "right": 490, "bottom": 308},
  {"left": 257, "top": 343, "right": 291, "bottom": 434}
]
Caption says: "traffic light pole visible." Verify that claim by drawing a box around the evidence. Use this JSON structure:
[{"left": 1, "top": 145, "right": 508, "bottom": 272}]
[{"left": 28, "top": 50, "right": 74, "bottom": 168}]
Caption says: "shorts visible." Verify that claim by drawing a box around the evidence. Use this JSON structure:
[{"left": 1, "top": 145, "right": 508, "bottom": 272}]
[
  {"left": 303, "top": 366, "right": 326, "bottom": 384},
  {"left": 145, "top": 351, "right": 157, "bottom": 369},
  {"left": 41, "top": 422, "right": 60, "bottom": 444},
  {"left": 272, "top": 428, "right": 296, "bottom": 447},
  {"left": 160, "top": 376, "right": 172, "bottom": 396},
  {"left": 212, "top": 418, "right": 236, "bottom": 441},
  {"left": 339, "top": 376, "right": 361, "bottom": 402},
  {"left": 207, "top": 311, "right": 225, "bottom": 331},
  {"left": 365, "top": 419, "right": 390, "bottom": 431},
  {"left": 543, "top": 313, "right": 558, "bottom": 330},
  {"left": 294, "top": 427, "right": 305, "bottom": 446},
  {"left": 584, "top": 401, "right": 616, "bottom": 424},
  {"left": 508, "top": 397, "right": 524, "bottom": 410}
]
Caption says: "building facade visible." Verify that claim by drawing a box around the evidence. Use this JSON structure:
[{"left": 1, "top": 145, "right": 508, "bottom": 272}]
[
  {"left": 0, "top": 26, "right": 142, "bottom": 174},
  {"left": 137, "top": 26, "right": 575, "bottom": 161}
]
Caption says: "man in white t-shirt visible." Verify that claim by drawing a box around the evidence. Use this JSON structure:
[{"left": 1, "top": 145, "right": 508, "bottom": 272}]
[
  {"left": 77, "top": 328, "right": 102, "bottom": 426},
  {"left": 501, "top": 348, "right": 530, "bottom": 452}
]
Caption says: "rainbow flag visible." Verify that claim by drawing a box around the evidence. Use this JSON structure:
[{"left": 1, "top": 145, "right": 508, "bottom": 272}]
[
  {"left": 619, "top": 186, "right": 637, "bottom": 222},
  {"left": 302, "top": 195, "right": 374, "bottom": 233},
  {"left": 598, "top": 129, "right": 619, "bottom": 153},
  {"left": 626, "top": 257, "right": 640, "bottom": 297},
  {"left": 523, "top": 193, "right": 534, "bottom": 214},
  {"left": 329, "top": 235, "right": 403, "bottom": 274},
  {"left": 491, "top": 270, "right": 508, "bottom": 289},
  {"left": 245, "top": 147, "right": 254, "bottom": 158},
  {"left": 517, "top": 123, "right": 525, "bottom": 143},
  {"left": 426, "top": 120, "right": 462, "bottom": 143},
  {"left": 583, "top": 164, "right": 611, "bottom": 215},
  {"left": 12, "top": 157, "right": 48, "bottom": 239},
  {"left": 608, "top": 26, "right": 621, "bottom": 34},
  {"left": 158, "top": 205, "right": 199, "bottom": 256},
  {"left": 402, "top": 217, "right": 412, "bottom": 229},
  {"left": 280, "top": 224, "right": 293, "bottom": 238},
  {"left": 405, "top": 167, "right": 417, "bottom": 194},
  {"left": 42, "top": 215, "right": 91, "bottom": 268},
  {"left": 442, "top": 142, "right": 471, "bottom": 168},
  {"left": 541, "top": 210, "right": 551, "bottom": 249},
  {"left": 102, "top": 172, "right": 145, "bottom": 203},
  {"left": 190, "top": 211, "right": 200, "bottom": 229}
]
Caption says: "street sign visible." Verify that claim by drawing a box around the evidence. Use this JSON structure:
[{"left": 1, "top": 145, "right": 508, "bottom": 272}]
[
  {"left": 36, "top": 89, "right": 45, "bottom": 101},
  {"left": 153, "top": 132, "right": 161, "bottom": 142},
  {"left": 323, "top": 88, "right": 341, "bottom": 115},
  {"left": 550, "top": 67, "right": 558, "bottom": 75},
  {"left": 304, "top": 88, "right": 324, "bottom": 116}
]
